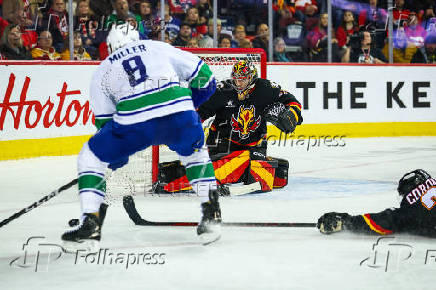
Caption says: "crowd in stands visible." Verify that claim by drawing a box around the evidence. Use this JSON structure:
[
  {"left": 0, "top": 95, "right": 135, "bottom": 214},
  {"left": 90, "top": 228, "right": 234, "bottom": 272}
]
[{"left": 0, "top": 0, "right": 435, "bottom": 63}]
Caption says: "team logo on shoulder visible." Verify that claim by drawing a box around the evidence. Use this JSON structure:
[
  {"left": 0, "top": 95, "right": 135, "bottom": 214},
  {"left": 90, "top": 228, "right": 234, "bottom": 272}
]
[
  {"left": 231, "top": 105, "right": 261, "bottom": 139},
  {"left": 217, "top": 81, "right": 225, "bottom": 89},
  {"left": 279, "top": 89, "right": 289, "bottom": 96},
  {"left": 226, "top": 100, "right": 235, "bottom": 107},
  {"left": 270, "top": 81, "right": 280, "bottom": 88}
]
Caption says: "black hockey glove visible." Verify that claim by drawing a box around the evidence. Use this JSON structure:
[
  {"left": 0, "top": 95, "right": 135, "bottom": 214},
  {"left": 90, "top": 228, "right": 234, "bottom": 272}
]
[
  {"left": 317, "top": 212, "right": 351, "bottom": 234},
  {"left": 263, "top": 102, "right": 297, "bottom": 134}
]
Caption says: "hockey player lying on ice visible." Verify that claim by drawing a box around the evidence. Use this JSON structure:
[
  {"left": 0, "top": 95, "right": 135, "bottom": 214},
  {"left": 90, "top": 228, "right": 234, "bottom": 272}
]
[
  {"left": 155, "top": 60, "right": 303, "bottom": 194},
  {"left": 317, "top": 169, "right": 436, "bottom": 237}
]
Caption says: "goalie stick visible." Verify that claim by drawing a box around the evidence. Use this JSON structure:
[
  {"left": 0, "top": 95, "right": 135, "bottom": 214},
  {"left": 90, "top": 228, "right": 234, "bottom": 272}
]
[
  {"left": 122, "top": 195, "right": 316, "bottom": 228},
  {"left": 0, "top": 178, "right": 78, "bottom": 228}
]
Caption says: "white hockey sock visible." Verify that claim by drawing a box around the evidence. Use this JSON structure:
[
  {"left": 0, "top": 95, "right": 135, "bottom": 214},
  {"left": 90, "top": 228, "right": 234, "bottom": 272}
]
[
  {"left": 77, "top": 142, "right": 107, "bottom": 217},
  {"left": 179, "top": 146, "right": 217, "bottom": 203},
  {"left": 80, "top": 191, "right": 104, "bottom": 215}
]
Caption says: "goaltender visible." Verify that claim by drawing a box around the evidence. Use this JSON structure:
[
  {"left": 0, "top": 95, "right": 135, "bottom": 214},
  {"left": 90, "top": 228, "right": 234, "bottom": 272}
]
[{"left": 156, "top": 60, "right": 303, "bottom": 193}]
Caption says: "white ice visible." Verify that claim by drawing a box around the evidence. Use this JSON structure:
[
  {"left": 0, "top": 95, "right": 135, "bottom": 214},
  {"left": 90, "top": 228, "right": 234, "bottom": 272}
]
[{"left": 1, "top": 137, "right": 436, "bottom": 290}]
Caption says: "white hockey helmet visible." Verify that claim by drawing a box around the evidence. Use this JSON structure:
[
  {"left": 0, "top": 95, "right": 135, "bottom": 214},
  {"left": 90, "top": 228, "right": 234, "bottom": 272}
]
[{"left": 106, "top": 23, "right": 140, "bottom": 54}]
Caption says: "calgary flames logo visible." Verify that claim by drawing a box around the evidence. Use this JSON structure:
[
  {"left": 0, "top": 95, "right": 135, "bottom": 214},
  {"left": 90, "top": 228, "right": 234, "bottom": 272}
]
[{"left": 231, "top": 105, "right": 261, "bottom": 139}]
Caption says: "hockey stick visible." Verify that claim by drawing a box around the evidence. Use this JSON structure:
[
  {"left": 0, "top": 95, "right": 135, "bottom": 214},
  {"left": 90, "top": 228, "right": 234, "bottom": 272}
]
[
  {"left": 0, "top": 179, "right": 78, "bottom": 228},
  {"left": 122, "top": 196, "right": 316, "bottom": 228}
]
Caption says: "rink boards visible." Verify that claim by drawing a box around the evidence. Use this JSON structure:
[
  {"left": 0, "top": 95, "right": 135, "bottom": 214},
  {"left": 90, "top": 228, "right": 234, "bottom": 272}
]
[{"left": 0, "top": 61, "right": 435, "bottom": 160}]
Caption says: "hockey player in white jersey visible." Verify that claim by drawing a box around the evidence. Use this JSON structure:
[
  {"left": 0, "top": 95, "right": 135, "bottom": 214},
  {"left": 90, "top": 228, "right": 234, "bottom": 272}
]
[{"left": 62, "top": 23, "right": 221, "bottom": 247}]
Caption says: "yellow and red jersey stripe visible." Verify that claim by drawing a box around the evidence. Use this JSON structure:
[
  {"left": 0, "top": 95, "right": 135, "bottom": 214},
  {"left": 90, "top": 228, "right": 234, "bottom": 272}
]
[{"left": 362, "top": 214, "right": 393, "bottom": 235}]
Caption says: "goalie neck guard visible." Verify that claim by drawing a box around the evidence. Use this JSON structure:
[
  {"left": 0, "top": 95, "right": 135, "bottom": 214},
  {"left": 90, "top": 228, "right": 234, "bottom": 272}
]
[
  {"left": 397, "top": 169, "right": 432, "bottom": 197},
  {"left": 231, "top": 60, "right": 258, "bottom": 100}
]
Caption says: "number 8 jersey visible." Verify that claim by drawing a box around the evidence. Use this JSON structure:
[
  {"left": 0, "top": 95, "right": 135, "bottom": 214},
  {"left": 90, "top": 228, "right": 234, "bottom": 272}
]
[{"left": 90, "top": 40, "right": 215, "bottom": 129}]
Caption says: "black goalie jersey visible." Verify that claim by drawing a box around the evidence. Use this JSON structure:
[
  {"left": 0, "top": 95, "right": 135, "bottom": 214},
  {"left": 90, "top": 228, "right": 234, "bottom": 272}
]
[{"left": 197, "top": 78, "right": 302, "bottom": 152}]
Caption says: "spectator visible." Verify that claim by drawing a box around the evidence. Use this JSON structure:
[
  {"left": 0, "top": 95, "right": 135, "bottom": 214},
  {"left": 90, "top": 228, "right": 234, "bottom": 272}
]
[
  {"left": 155, "top": 3, "right": 181, "bottom": 42},
  {"left": 74, "top": 0, "right": 99, "bottom": 59},
  {"left": 31, "top": 30, "right": 61, "bottom": 60},
  {"left": 60, "top": 31, "right": 92, "bottom": 60},
  {"left": 89, "top": 0, "right": 112, "bottom": 19},
  {"left": 297, "top": 0, "right": 319, "bottom": 30},
  {"left": 295, "top": 0, "right": 318, "bottom": 19},
  {"left": 411, "top": 33, "right": 436, "bottom": 63},
  {"left": 162, "top": 30, "right": 172, "bottom": 44},
  {"left": 252, "top": 23, "right": 270, "bottom": 58},
  {"left": 196, "top": 0, "right": 212, "bottom": 25},
  {"left": 105, "top": 0, "right": 142, "bottom": 31},
  {"left": 218, "top": 33, "right": 231, "bottom": 48},
  {"left": 342, "top": 30, "right": 387, "bottom": 63},
  {"left": 2, "top": 5, "right": 38, "bottom": 50},
  {"left": 167, "top": 0, "right": 197, "bottom": 15},
  {"left": 416, "top": 0, "right": 435, "bottom": 31},
  {"left": 198, "top": 18, "right": 221, "bottom": 48},
  {"left": 0, "top": 24, "right": 32, "bottom": 60},
  {"left": 273, "top": 37, "right": 293, "bottom": 62},
  {"left": 404, "top": 9, "right": 427, "bottom": 48},
  {"left": 305, "top": 13, "right": 340, "bottom": 62},
  {"left": 382, "top": 26, "right": 416, "bottom": 63},
  {"left": 133, "top": 0, "right": 153, "bottom": 23},
  {"left": 40, "top": 0, "right": 69, "bottom": 52},
  {"left": 2, "top": 0, "right": 32, "bottom": 26},
  {"left": 358, "top": 0, "right": 387, "bottom": 29},
  {"left": 184, "top": 7, "right": 207, "bottom": 37},
  {"left": 232, "top": 24, "right": 246, "bottom": 47},
  {"left": 186, "top": 36, "right": 199, "bottom": 47},
  {"left": 275, "top": 3, "right": 299, "bottom": 33},
  {"left": 239, "top": 38, "right": 253, "bottom": 48},
  {"left": 336, "top": 10, "right": 359, "bottom": 49},
  {"left": 357, "top": 0, "right": 387, "bottom": 48},
  {"left": 392, "top": 0, "right": 410, "bottom": 28},
  {"left": 172, "top": 22, "right": 191, "bottom": 47},
  {"left": 133, "top": 0, "right": 154, "bottom": 38}
]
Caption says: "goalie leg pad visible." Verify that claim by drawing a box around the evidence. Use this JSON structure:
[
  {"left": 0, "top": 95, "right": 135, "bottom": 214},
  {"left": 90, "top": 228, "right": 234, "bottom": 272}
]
[
  {"left": 156, "top": 161, "right": 192, "bottom": 193},
  {"left": 249, "top": 160, "right": 276, "bottom": 192},
  {"left": 212, "top": 150, "right": 251, "bottom": 184},
  {"left": 270, "top": 157, "right": 289, "bottom": 188}
]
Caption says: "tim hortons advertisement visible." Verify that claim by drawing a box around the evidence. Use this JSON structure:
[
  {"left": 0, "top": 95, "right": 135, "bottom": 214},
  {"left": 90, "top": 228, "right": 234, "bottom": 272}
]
[{"left": 0, "top": 64, "right": 97, "bottom": 141}]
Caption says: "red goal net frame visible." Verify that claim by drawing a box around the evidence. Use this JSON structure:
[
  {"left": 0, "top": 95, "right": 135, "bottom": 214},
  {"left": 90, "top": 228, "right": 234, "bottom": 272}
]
[{"left": 151, "top": 47, "right": 267, "bottom": 184}]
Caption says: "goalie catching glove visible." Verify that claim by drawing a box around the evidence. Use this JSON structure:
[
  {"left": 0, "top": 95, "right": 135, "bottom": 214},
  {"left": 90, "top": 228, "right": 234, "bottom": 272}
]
[
  {"left": 317, "top": 212, "right": 352, "bottom": 234},
  {"left": 263, "top": 102, "right": 298, "bottom": 134}
]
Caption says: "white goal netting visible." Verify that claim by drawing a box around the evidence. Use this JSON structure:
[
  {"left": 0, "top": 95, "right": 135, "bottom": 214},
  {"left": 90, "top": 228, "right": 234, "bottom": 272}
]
[{"left": 105, "top": 48, "right": 266, "bottom": 199}]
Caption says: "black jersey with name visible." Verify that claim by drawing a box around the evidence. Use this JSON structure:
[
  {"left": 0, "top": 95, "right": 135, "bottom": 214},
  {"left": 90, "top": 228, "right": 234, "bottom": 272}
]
[{"left": 347, "top": 177, "right": 436, "bottom": 237}]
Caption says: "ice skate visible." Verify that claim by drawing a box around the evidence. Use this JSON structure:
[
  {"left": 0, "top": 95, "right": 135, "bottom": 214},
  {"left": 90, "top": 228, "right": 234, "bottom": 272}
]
[
  {"left": 197, "top": 189, "right": 222, "bottom": 245},
  {"left": 61, "top": 203, "right": 108, "bottom": 252}
]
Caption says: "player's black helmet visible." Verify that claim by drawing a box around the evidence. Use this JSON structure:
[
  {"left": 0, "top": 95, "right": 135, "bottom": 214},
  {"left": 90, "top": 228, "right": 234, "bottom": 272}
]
[{"left": 397, "top": 169, "right": 432, "bottom": 197}]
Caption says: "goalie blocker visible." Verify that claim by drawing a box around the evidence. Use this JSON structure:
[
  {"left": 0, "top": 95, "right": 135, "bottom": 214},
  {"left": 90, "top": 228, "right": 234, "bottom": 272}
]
[{"left": 154, "top": 145, "right": 289, "bottom": 193}]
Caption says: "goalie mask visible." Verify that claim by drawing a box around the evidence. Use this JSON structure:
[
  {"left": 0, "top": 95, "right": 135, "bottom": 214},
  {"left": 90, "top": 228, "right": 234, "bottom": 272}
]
[
  {"left": 397, "top": 169, "right": 432, "bottom": 197},
  {"left": 231, "top": 60, "right": 258, "bottom": 99},
  {"left": 107, "top": 23, "right": 140, "bottom": 54}
]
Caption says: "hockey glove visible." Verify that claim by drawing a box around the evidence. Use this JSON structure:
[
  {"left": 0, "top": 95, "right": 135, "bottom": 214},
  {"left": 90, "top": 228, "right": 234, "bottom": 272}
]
[
  {"left": 263, "top": 102, "right": 297, "bottom": 134},
  {"left": 317, "top": 212, "right": 351, "bottom": 234},
  {"left": 108, "top": 157, "right": 129, "bottom": 171}
]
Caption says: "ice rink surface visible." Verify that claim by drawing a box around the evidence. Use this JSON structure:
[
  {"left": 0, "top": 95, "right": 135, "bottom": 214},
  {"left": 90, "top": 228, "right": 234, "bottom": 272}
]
[{"left": 1, "top": 137, "right": 436, "bottom": 290}]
